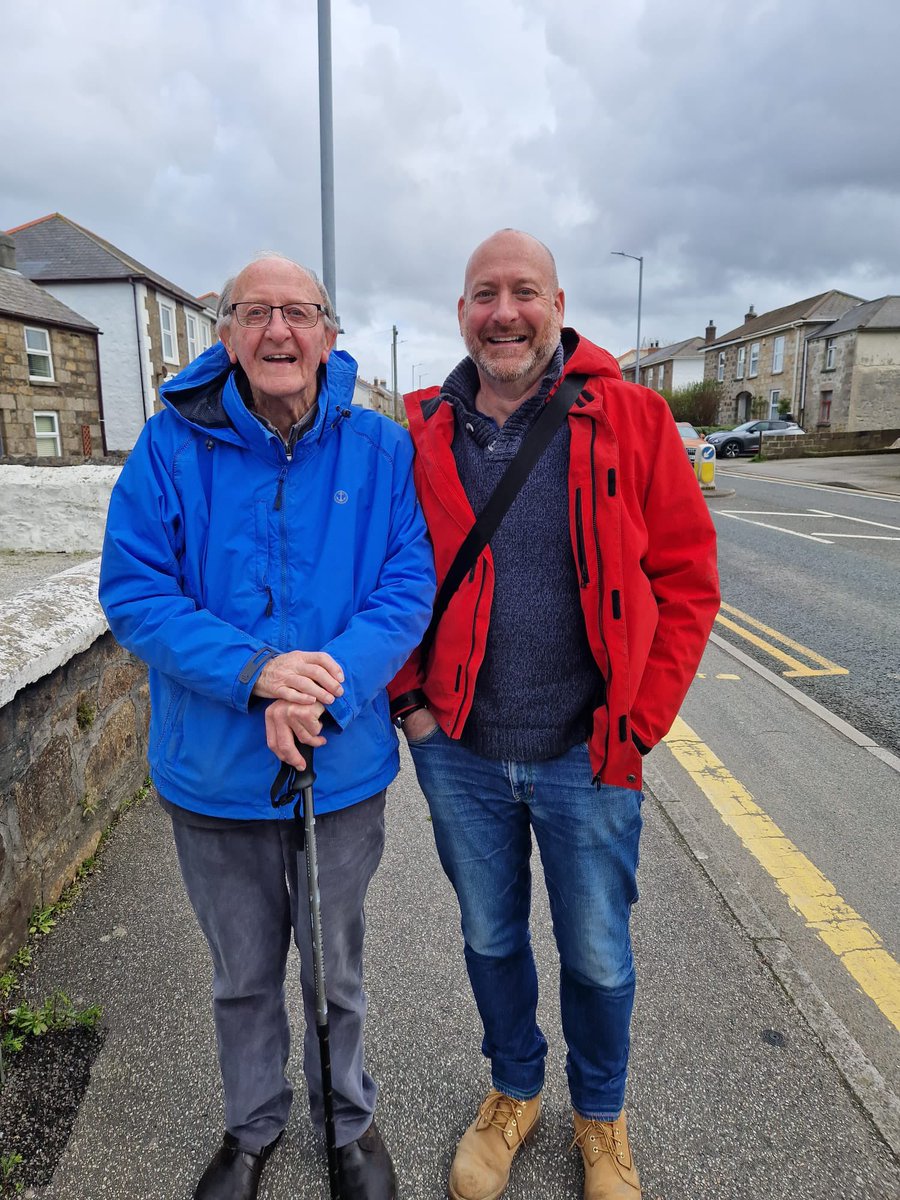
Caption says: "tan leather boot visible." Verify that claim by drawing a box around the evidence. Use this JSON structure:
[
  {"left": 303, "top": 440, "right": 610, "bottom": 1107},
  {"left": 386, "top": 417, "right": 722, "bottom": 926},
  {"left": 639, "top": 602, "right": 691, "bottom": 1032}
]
[
  {"left": 448, "top": 1089, "right": 541, "bottom": 1200},
  {"left": 572, "top": 1111, "right": 641, "bottom": 1199}
]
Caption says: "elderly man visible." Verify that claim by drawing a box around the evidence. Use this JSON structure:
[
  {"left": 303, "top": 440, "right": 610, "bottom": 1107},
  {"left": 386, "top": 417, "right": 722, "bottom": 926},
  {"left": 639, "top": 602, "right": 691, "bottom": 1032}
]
[
  {"left": 100, "top": 253, "right": 434, "bottom": 1200},
  {"left": 390, "top": 230, "right": 719, "bottom": 1200}
]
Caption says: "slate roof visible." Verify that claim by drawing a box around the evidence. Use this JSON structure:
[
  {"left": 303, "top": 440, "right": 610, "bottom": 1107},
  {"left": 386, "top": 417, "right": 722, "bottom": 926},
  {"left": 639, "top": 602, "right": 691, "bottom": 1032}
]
[
  {"left": 7, "top": 213, "right": 205, "bottom": 310},
  {"left": 707, "top": 290, "right": 866, "bottom": 348},
  {"left": 0, "top": 267, "right": 98, "bottom": 332},
  {"left": 633, "top": 336, "right": 705, "bottom": 368},
  {"left": 808, "top": 295, "right": 900, "bottom": 339}
]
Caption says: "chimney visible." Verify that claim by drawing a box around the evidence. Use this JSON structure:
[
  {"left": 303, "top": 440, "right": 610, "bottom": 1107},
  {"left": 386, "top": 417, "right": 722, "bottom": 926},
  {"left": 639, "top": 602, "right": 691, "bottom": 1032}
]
[
  {"left": 745, "top": 304, "right": 756, "bottom": 323},
  {"left": 705, "top": 320, "right": 716, "bottom": 344},
  {"left": 0, "top": 233, "right": 15, "bottom": 271}
]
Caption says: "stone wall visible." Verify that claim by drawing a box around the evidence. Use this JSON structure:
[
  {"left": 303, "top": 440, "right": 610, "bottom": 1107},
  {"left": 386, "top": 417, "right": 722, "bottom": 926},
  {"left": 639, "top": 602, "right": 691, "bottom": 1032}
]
[
  {"left": 0, "top": 464, "right": 122, "bottom": 552},
  {"left": 759, "top": 428, "right": 900, "bottom": 459},
  {"left": 0, "top": 316, "right": 103, "bottom": 461},
  {"left": 0, "top": 562, "right": 149, "bottom": 965}
]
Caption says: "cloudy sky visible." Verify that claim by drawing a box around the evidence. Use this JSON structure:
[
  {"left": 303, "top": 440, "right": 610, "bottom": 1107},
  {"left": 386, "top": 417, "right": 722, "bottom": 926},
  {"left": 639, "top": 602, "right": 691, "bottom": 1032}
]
[{"left": 3, "top": 0, "right": 898, "bottom": 392}]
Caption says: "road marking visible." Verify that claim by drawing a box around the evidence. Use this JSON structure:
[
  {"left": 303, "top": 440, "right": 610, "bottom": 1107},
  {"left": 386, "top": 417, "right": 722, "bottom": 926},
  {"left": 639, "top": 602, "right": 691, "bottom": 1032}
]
[
  {"left": 664, "top": 715, "right": 900, "bottom": 1034},
  {"left": 808, "top": 508, "right": 900, "bottom": 532},
  {"left": 718, "top": 507, "right": 900, "bottom": 541},
  {"left": 716, "top": 511, "right": 833, "bottom": 543},
  {"left": 718, "top": 472, "right": 900, "bottom": 503},
  {"left": 716, "top": 673, "right": 740, "bottom": 680},
  {"left": 715, "top": 602, "right": 849, "bottom": 677}
]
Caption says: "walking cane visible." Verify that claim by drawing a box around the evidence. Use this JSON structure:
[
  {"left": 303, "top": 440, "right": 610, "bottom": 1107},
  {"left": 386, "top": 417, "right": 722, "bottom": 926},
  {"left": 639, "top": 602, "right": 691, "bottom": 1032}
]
[{"left": 271, "top": 742, "right": 342, "bottom": 1199}]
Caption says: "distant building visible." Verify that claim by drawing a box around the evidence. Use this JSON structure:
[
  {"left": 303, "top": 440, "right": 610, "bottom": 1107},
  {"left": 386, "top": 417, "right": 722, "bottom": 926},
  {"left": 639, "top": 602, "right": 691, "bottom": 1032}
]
[
  {"left": 804, "top": 297, "right": 900, "bottom": 431},
  {"left": 0, "top": 233, "right": 103, "bottom": 461},
  {"left": 7, "top": 214, "right": 216, "bottom": 452},
  {"left": 704, "top": 291, "right": 864, "bottom": 425},
  {"left": 624, "top": 336, "right": 708, "bottom": 392},
  {"left": 353, "top": 377, "right": 397, "bottom": 418}
]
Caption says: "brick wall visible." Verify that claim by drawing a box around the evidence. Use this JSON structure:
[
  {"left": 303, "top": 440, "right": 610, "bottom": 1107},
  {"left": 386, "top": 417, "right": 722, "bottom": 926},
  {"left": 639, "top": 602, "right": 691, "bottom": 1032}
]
[{"left": 0, "top": 316, "right": 102, "bottom": 461}]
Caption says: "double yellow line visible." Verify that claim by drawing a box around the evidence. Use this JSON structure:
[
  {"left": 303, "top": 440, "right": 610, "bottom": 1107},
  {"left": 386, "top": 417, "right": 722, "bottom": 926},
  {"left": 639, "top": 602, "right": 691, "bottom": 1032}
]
[
  {"left": 664, "top": 716, "right": 900, "bottom": 1033},
  {"left": 715, "top": 602, "right": 848, "bottom": 678}
]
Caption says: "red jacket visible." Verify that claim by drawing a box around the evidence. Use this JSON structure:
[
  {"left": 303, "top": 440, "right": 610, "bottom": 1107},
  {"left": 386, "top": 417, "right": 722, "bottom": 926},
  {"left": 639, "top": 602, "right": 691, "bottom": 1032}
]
[{"left": 390, "top": 329, "right": 720, "bottom": 789}]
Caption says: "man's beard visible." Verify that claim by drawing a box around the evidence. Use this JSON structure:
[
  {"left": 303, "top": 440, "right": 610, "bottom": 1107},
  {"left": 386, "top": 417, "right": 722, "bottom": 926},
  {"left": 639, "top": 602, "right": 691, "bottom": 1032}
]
[{"left": 464, "top": 321, "right": 560, "bottom": 385}]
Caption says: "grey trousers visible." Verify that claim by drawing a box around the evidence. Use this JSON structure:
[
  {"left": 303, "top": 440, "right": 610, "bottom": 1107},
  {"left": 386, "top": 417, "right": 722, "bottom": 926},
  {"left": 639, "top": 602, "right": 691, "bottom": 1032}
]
[{"left": 166, "top": 790, "right": 386, "bottom": 1153}]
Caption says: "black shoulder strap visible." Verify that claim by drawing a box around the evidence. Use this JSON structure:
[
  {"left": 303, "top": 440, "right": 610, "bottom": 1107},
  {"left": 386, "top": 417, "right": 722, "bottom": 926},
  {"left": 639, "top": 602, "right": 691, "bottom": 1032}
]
[{"left": 418, "top": 371, "right": 590, "bottom": 665}]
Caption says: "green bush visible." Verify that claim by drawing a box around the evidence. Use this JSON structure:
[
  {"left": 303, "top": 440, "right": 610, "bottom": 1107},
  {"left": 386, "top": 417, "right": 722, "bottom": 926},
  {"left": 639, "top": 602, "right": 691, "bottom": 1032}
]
[{"left": 659, "top": 379, "right": 723, "bottom": 427}]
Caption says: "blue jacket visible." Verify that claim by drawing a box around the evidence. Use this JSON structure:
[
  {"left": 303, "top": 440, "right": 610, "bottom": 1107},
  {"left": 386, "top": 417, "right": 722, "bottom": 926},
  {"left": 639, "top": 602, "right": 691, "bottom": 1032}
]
[{"left": 99, "top": 342, "right": 435, "bottom": 819}]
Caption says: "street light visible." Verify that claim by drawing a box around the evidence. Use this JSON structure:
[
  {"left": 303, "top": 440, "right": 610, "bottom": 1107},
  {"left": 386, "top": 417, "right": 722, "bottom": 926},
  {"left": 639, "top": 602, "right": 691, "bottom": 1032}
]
[
  {"left": 611, "top": 251, "right": 643, "bottom": 385},
  {"left": 411, "top": 362, "right": 423, "bottom": 391}
]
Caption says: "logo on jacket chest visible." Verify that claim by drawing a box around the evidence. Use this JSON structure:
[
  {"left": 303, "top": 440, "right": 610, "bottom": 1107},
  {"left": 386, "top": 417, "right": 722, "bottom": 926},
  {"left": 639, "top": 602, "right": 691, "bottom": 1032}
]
[{"left": 334, "top": 489, "right": 349, "bottom": 505}]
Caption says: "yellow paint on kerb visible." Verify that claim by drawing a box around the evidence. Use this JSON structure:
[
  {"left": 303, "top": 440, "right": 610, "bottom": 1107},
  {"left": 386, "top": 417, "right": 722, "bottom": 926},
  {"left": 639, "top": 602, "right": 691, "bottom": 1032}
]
[{"left": 664, "top": 715, "right": 900, "bottom": 1033}]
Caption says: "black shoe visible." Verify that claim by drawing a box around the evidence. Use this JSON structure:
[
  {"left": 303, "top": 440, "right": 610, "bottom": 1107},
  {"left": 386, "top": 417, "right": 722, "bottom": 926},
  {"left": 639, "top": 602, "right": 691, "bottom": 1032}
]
[
  {"left": 194, "top": 1130, "right": 283, "bottom": 1200},
  {"left": 337, "top": 1120, "right": 397, "bottom": 1199}
]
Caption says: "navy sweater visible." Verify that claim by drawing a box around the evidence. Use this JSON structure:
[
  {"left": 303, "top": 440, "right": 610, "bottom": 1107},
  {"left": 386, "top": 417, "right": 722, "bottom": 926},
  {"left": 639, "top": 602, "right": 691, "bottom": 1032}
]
[{"left": 444, "top": 349, "right": 604, "bottom": 761}]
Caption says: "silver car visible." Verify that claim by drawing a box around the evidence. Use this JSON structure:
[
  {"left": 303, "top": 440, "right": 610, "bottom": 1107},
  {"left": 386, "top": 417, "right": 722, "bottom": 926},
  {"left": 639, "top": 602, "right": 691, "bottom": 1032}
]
[{"left": 706, "top": 419, "right": 804, "bottom": 458}]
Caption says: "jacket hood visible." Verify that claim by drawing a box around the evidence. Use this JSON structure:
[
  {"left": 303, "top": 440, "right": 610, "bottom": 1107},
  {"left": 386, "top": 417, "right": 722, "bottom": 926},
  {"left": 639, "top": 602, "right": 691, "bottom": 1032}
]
[{"left": 158, "top": 342, "right": 359, "bottom": 448}]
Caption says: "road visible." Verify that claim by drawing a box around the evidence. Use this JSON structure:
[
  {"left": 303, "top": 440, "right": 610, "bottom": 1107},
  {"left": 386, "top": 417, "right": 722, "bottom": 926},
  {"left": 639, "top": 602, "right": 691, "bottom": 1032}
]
[{"left": 707, "top": 467, "right": 900, "bottom": 755}]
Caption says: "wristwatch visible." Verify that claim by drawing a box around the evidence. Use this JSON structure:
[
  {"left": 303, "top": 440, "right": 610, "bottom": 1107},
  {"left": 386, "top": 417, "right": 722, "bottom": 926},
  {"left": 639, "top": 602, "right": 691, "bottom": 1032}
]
[{"left": 391, "top": 689, "right": 428, "bottom": 727}]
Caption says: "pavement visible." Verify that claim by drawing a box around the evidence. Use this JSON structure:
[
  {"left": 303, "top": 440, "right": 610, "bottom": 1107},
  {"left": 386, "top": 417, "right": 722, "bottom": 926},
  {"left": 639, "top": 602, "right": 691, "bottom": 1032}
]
[
  {"left": 715, "top": 451, "right": 900, "bottom": 496},
  {"left": 14, "top": 741, "right": 900, "bottom": 1200},
  {"left": 5, "top": 448, "right": 900, "bottom": 1198}
]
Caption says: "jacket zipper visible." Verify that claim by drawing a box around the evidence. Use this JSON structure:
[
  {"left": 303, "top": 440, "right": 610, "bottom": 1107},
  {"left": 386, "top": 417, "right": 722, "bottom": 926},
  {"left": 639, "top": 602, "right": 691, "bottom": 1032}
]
[
  {"left": 574, "top": 488, "right": 589, "bottom": 586},
  {"left": 590, "top": 422, "right": 613, "bottom": 783},
  {"left": 452, "top": 558, "right": 488, "bottom": 738},
  {"left": 273, "top": 466, "right": 289, "bottom": 646}
]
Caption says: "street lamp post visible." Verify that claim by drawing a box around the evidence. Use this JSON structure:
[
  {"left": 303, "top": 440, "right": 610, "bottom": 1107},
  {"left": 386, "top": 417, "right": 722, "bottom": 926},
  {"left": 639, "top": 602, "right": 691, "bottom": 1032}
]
[
  {"left": 612, "top": 251, "right": 643, "bottom": 385},
  {"left": 411, "top": 362, "right": 423, "bottom": 391}
]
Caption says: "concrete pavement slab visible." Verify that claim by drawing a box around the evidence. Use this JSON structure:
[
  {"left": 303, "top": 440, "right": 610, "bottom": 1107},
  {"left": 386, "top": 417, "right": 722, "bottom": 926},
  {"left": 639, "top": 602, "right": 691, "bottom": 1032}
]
[
  {"left": 717, "top": 452, "right": 900, "bottom": 496},
  {"left": 14, "top": 741, "right": 900, "bottom": 1199}
]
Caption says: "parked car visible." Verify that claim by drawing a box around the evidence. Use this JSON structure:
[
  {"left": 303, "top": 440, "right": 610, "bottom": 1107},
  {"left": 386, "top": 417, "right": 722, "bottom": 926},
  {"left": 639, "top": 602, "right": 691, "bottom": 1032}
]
[
  {"left": 676, "top": 421, "right": 707, "bottom": 464},
  {"left": 706, "top": 419, "right": 805, "bottom": 458}
]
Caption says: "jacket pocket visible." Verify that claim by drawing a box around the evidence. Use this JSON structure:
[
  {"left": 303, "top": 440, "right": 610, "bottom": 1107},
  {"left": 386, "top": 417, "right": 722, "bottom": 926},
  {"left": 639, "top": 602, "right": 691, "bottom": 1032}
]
[{"left": 156, "top": 682, "right": 188, "bottom": 768}]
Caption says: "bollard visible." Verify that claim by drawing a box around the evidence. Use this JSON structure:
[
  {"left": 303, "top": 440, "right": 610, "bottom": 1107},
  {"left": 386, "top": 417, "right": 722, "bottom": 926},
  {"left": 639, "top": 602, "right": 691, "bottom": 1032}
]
[{"left": 695, "top": 443, "right": 717, "bottom": 490}]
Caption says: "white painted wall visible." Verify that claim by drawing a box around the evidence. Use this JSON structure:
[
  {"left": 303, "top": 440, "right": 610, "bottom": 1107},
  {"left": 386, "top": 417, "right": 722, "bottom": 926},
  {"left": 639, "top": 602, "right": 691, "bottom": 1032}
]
[
  {"left": 42, "top": 280, "right": 150, "bottom": 452},
  {"left": 0, "top": 464, "right": 121, "bottom": 551},
  {"left": 672, "top": 355, "right": 705, "bottom": 389}
]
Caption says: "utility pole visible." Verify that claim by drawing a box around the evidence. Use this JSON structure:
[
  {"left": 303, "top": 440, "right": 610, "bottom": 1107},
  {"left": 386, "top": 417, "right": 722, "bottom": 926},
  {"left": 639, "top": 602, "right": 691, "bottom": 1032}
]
[
  {"left": 391, "top": 325, "right": 399, "bottom": 421},
  {"left": 318, "top": 0, "right": 337, "bottom": 322}
]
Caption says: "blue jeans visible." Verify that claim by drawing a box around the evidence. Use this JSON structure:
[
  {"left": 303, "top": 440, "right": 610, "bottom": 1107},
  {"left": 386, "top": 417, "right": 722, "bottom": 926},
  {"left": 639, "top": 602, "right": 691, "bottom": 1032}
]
[{"left": 409, "top": 729, "right": 642, "bottom": 1120}]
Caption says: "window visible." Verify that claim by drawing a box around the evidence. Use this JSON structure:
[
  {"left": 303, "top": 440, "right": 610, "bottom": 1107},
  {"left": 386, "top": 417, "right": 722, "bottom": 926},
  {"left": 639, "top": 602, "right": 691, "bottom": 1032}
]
[
  {"left": 748, "top": 342, "right": 760, "bottom": 377},
  {"left": 185, "top": 312, "right": 199, "bottom": 361},
  {"left": 772, "top": 335, "right": 785, "bottom": 374},
  {"left": 820, "top": 390, "right": 832, "bottom": 423},
  {"left": 34, "top": 410, "right": 61, "bottom": 456},
  {"left": 24, "top": 327, "right": 54, "bottom": 381},
  {"left": 656, "top": 365, "right": 664, "bottom": 388},
  {"left": 735, "top": 346, "right": 746, "bottom": 379},
  {"left": 825, "top": 337, "right": 836, "bottom": 370},
  {"left": 717, "top": 352, "right": 725, "bottom": 383},
  {"left": 200, "top": 319, "right": 213, "bottom": 351},
  {"left": 769, "top": 389, "right": 781, "bottom": 418},
  {"left": 158, "top": 300, "right": 179, "bottom": 364}
]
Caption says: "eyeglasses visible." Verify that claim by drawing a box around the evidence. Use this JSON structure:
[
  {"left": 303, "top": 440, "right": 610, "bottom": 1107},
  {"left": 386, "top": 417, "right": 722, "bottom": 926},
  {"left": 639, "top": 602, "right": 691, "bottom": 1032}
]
[{"left": 229, "top": 302, "right": 326, "bottom": 329}]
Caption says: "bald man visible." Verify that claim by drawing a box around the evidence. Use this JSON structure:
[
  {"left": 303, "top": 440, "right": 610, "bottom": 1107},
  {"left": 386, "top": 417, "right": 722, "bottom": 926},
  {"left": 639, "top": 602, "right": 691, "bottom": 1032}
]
[
  {"left": 101, "top": 253, "right": 434, "bottom": 1200},
  {"left": 390, "top": 230, "right": 719, "bottom": 1200}
]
